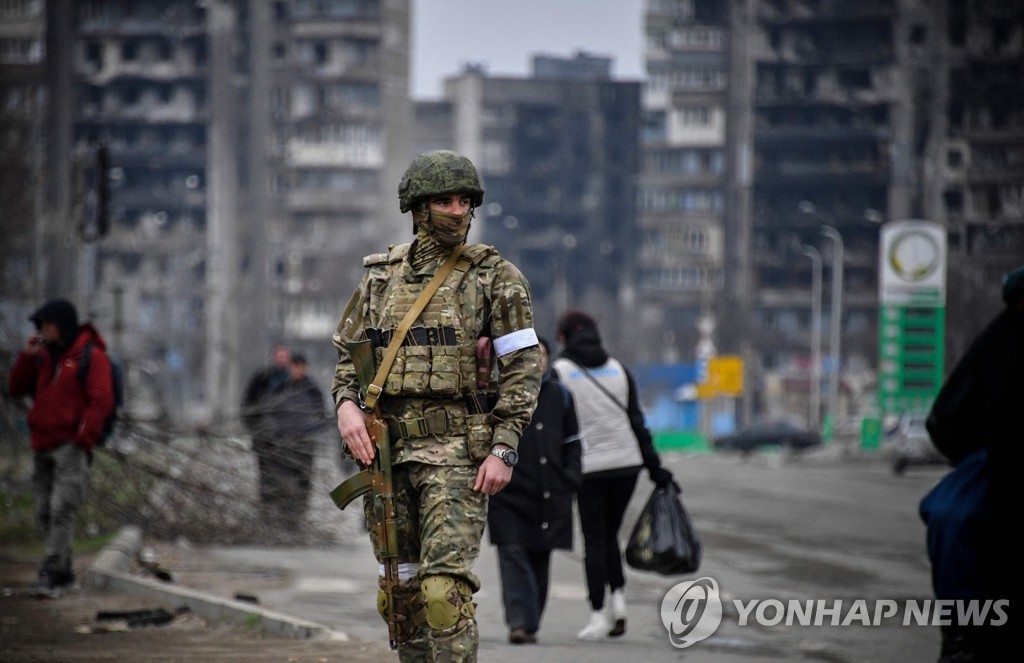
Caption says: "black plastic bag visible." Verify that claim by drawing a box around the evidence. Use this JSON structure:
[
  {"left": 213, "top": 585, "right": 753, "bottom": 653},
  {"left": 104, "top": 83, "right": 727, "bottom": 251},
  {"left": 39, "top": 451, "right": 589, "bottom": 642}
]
[{"left": 625, "top": 482, "right": 701, "bottom": 575}]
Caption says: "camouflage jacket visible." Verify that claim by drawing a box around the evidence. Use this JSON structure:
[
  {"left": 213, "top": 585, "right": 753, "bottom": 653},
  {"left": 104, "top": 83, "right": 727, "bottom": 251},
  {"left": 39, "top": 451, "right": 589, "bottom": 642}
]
[{"left": 332, "top": 242, "right": 541, "bottom": 466}]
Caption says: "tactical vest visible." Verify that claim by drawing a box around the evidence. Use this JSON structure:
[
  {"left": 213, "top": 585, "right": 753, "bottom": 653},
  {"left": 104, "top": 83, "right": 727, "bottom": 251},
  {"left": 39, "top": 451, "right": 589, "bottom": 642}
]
[{"left": 363, "top": 243, "right": 497, "bottom": 400}]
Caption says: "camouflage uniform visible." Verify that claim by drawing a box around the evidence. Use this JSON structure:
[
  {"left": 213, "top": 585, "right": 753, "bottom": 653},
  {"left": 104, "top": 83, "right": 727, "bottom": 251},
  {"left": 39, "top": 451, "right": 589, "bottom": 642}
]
[{"left": 332, "top": 151, "right": 541, "bottom": 662}]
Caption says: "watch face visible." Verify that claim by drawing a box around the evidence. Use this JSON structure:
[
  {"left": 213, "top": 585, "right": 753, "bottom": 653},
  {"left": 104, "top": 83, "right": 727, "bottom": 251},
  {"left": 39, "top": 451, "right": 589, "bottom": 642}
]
[{"left": 504, "top": 449, "right": 518, "bottom": 466}]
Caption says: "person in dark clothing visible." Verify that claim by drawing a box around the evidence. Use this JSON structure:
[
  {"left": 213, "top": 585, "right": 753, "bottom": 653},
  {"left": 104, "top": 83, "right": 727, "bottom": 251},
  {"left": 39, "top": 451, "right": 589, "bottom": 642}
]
[
  {"left": 921, "top": 264, "right": 1021, "bottom": 662},
  {"left": 8, "top": 299, "right": 115, "bottom": 597},
  {"left": 241, "top": 346, "right": 293, "bottom": 525},
  {"left": 264, "top": 354, "right": 328, "bottom": 522},
  {"left": 551, "top": 310, "right": 675, "bottom": 641},
  {"left": 488, "top": 337, "right": 583, "bottom": 644}
]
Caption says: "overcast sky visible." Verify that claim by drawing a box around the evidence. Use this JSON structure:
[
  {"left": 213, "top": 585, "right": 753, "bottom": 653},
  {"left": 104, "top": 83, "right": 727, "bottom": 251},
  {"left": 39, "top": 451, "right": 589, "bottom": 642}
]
[{"left": 411, "top": 0, "right": 646, "bottom": 99}]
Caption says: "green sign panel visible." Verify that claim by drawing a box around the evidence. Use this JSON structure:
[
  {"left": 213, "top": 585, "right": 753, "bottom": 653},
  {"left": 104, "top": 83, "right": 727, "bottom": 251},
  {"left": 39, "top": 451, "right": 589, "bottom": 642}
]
[{"left": 877, "top": 305, "right": 944, "bottom": 414}]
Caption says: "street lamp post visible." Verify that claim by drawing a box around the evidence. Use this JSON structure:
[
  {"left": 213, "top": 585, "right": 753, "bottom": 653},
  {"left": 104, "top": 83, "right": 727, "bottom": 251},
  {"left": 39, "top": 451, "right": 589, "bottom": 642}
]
[
  {"left": 802, "top": 244, "right": 822, "bottom": 431},
  {"left": 821, "top": 226, "right": 844, "bottom": 438}
]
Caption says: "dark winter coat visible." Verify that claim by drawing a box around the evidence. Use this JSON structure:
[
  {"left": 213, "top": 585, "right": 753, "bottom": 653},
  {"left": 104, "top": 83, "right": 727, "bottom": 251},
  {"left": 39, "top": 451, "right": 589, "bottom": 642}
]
[
  {"left": 269, "top": 376, "right": 327, "bottom": 438},
  {"left": 488, "top": 373, "right": 583, "bottom": 551},
  {"left": 8, "top": 324, "right": 115, "bottom": 453},
  {"left": 926, "top": 307, "right": 1022, "bottom": 467},
  {"left": 241, "top": 366, "right": 290, "bottom": 442},
  {"left": 926, "top": 301, "right": 1021, "bottom": 508}
]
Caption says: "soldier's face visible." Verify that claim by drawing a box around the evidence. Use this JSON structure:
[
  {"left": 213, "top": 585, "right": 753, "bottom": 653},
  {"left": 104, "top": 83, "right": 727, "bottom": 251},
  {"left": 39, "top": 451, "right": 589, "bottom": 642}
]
[{"left": 428, "top": 193, "right": 473, "bottom": 216}]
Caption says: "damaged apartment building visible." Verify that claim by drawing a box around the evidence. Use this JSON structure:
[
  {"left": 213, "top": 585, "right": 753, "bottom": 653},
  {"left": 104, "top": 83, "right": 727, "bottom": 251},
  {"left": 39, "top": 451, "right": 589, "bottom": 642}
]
[
  {"left": 413, "top": 53, "right": 641, "bottom": 343},
  {"left": 5, "top": 0, "right": 410, "bottom": 419},
  {"left": 721, "top": 0, "right": 1024, "bottom": 420}
]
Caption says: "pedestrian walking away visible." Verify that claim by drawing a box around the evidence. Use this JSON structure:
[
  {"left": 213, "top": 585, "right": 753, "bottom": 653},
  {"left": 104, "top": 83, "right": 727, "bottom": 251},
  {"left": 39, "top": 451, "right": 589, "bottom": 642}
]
[
  {"left": 332, "top": 149, "right": 542, "bottom": 662},
  {"left": 487, "top": 336, "right": 583, "bottom": 645},
  {"left": 552, "top": 310, "right": 676, "bottom": 641},
  {"left": 8, "top": 298, "right": 115, "bottom": 598}
]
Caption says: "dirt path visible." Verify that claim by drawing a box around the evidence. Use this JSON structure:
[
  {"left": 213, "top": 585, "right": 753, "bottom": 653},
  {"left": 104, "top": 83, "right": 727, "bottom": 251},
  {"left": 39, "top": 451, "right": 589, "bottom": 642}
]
[{"left": 0, "top": 548, "right": 394, "bottom": 663}]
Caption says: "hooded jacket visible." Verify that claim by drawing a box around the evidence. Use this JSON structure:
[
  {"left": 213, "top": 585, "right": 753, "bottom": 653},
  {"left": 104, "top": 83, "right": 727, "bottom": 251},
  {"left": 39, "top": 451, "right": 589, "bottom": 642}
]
[
  {"left": 9, "top": 323, "right": 115, "bottom": 453},
  {"left": 553, "top": 325, "right": 665, "bottom": 478}
]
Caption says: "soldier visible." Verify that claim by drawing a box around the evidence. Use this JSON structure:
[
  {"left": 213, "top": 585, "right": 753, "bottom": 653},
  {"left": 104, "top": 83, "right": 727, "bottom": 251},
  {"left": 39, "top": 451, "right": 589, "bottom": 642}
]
[{"left": 332, "top": 149, "right": 542, "bottom": 661}]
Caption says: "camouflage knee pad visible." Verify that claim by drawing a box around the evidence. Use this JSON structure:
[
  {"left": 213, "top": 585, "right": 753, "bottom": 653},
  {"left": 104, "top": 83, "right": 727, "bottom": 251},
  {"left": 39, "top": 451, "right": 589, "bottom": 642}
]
[{"left": 420, "top": 574, "right": 476, "bottom": 631}]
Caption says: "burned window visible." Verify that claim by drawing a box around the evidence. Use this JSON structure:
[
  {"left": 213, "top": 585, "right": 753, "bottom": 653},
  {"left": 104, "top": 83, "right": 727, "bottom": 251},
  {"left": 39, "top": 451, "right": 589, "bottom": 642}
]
[
  {"left": 838, "top": 69, "right": 871, "bottom": 89},
  {"left": 121, "top": 40, "right": 138, "bottom": 61},
  {"left": 943, "top": 189, "right": 963, "bottom": 216},
  {"left": 85, "top": 41, "right": 102, "bottom": 68}
]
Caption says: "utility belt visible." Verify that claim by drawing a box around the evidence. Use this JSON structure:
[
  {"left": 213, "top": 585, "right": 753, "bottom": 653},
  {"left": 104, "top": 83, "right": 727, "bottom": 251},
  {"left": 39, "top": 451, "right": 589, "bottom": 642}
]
[
  {"left": 381, "top": 407, "right": 492, "bottom": 462},
  {"left": 381, "top": 410, "right": 467, "bottom": 440}
]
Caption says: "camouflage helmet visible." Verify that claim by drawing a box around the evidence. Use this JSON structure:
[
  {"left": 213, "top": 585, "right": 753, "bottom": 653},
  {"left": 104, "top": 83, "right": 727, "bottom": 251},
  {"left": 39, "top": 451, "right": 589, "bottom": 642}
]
[{"left": 398, "top": 149, "right": 484, "bottom": 213}]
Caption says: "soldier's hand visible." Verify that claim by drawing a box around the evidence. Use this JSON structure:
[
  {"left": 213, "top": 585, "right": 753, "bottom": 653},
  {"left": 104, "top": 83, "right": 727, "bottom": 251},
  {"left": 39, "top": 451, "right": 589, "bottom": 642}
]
[
  {"left": 473, "top": 455, "right": 512, "bottom": 495},
  {"left": 337, "top": 400, "right": 375, "bottom": 465}
]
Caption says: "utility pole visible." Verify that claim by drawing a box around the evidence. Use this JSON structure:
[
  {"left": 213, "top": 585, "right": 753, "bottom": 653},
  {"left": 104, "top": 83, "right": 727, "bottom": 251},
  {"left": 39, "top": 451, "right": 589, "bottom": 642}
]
[
  {"left": 205, "top": 1, "right": 240, "bottom": 420},
  {"left": 821, "top": 225, "right": 844, "bottom": 437},
  {"left": 802, "top": 245, "right": 822, "bottom": 431}
]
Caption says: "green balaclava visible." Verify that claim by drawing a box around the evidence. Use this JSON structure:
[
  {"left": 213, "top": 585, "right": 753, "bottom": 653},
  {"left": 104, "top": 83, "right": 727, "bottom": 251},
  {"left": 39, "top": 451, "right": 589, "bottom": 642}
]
[{"left": 410, "top": 201, "right": 474, "bottom": 268}]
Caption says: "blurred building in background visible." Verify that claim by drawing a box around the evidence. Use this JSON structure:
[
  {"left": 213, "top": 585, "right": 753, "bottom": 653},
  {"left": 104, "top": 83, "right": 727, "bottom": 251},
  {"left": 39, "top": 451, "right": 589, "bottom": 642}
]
[
  {"left": 0, "top": 0, "right": 47, "bottom": 313},
  {"left": 636, "top": 0, "right": 730, "bottom": 364},
  {"left": 1, "top": 0, "right": 409, "bottom": 420},
  {"left": 723, "top": 0, "right": 1024, "bottom": 423},
  {"left": 414, "top": 53, "right": 642, "bottom": 344}
]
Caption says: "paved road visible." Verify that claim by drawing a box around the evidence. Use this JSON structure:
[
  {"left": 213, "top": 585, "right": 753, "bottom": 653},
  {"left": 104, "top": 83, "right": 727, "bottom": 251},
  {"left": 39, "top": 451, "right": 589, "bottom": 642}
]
[{"left": 162, "top": 447, "right": 949, "bottom": 663}]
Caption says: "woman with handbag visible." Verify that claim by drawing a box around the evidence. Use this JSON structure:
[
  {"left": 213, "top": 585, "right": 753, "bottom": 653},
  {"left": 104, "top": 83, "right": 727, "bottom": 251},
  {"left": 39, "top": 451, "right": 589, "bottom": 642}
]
[{"left": 552, "top": 310, "right": 675, "bottom": 641}]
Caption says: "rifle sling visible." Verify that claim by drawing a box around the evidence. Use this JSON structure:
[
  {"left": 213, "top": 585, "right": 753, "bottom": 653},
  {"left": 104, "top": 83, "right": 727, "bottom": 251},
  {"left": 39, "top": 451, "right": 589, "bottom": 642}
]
[{"left": 363, "top": 244, "right": 470, "bottom": 412}]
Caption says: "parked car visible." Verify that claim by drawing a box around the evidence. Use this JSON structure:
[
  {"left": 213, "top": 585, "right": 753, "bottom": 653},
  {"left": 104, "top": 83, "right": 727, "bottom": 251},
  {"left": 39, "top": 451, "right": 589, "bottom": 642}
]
[
  {"left": 886, "top": 412, "right": 949, "bottom": 475},
  {"left": 712, "top": 421, "right": 822, "bottom": 453}
]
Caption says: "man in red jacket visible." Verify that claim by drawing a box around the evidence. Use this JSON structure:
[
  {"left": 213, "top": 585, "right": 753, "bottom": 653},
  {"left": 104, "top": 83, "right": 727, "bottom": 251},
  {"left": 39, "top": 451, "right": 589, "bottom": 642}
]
[{"left": 8, "top": 299, "right": 114, "bottom": 597}]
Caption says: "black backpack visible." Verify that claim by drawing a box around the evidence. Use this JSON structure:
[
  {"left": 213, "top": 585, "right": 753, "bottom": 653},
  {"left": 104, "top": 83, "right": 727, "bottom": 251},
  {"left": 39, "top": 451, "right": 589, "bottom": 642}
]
[{"left": 77, "top": 342, "right": 124, "bottom": 446}]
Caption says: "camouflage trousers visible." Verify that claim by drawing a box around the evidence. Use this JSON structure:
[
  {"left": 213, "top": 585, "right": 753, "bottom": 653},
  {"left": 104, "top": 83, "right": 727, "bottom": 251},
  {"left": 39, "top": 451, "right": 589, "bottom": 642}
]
[{"left": 364, "top": 462, "right": 486, "bottom": 663}]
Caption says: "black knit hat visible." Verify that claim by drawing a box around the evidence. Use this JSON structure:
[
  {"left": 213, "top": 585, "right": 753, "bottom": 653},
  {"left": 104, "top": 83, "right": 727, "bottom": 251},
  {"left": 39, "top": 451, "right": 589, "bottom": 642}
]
[
  {"left": 30, "top": 299, "right": 79, "bottom": 343},
  {"left": 557, "top": 310, "right": 598, "bottom": 343}
]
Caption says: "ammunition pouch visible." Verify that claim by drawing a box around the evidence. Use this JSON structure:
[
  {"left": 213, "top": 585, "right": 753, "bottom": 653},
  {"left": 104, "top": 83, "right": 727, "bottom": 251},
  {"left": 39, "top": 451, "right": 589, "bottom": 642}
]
[{"left": 376, "top": 345, "right": 466, "bottom": 397}]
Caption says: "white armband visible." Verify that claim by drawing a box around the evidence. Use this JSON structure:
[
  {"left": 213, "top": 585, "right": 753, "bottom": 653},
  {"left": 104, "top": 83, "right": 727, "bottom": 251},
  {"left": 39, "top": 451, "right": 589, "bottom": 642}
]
[{"left": 493, "top": 328, "right": 539, "bottom": 357}]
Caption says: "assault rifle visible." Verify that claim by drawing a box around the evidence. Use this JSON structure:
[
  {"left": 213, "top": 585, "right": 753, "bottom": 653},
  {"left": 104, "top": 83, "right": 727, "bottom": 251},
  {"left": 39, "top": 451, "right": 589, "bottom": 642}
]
[{"left": 330, "top": 340, "right": 400, "bottom": 649}]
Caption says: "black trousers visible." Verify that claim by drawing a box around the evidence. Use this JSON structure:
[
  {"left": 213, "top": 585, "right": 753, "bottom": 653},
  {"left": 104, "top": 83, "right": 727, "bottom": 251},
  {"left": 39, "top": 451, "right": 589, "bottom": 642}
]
[
  {"left": 496, "top": 544, "right": 552, "bottom": 633},
  {"left": 577, "top": 471, "right": 639, "bottom": 611}
]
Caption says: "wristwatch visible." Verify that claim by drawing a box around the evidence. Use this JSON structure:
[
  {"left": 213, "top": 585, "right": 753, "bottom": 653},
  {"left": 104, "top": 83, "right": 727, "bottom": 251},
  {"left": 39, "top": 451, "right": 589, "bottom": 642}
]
[{"left": 490, "top": 446, "right": 519, "bottom": 467}]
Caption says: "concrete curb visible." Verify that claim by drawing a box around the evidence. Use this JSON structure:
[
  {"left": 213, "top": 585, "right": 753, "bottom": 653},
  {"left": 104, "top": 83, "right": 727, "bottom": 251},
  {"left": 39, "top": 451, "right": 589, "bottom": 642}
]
[{"left": 87, "top": 525, "right": 348, "bottom": 641}]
